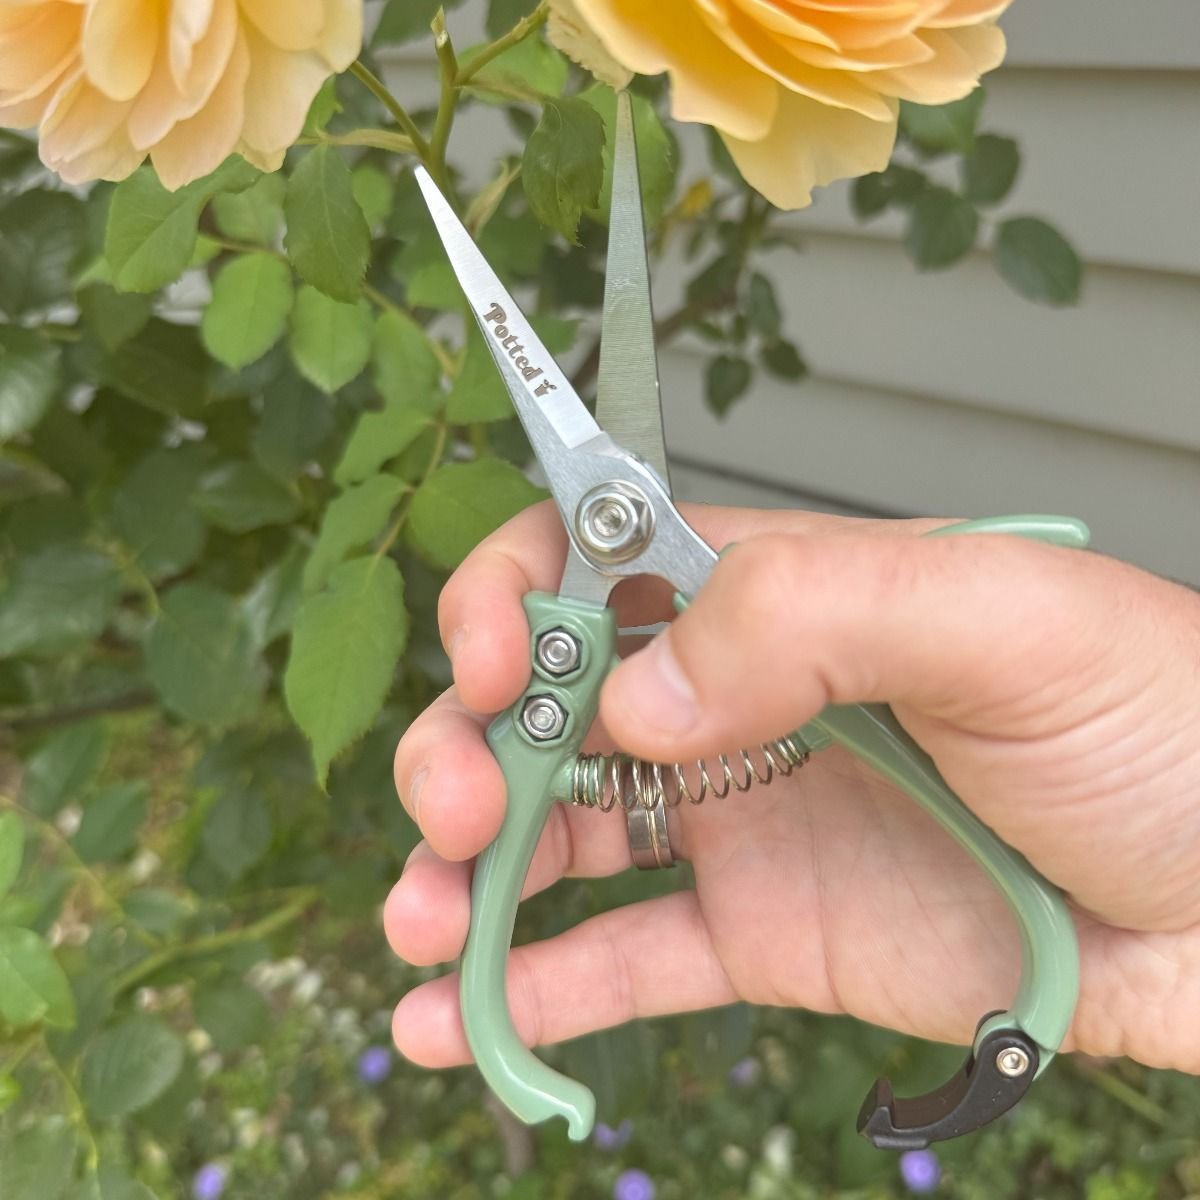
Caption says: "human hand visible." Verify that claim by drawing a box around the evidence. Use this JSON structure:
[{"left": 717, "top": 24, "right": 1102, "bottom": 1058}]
[{"left": 386, "top": 502, "right": 1200, "bottom": 1075}]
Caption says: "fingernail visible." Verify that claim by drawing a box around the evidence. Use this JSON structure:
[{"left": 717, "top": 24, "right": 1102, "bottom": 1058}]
[
  {"left": 408, "top": 766, "right": 429, "bottom": 821},
  {"left": 618, "top": 633, "right": 698, "bottom": 733}
]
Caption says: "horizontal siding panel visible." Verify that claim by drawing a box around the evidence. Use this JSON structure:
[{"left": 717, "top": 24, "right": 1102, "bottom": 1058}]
[
  {"left": 658, "top": 353, "right": 1200, "bottom": 585},
  {"left": 658, "top": 233, "right": 1200, "bottom": 452}
]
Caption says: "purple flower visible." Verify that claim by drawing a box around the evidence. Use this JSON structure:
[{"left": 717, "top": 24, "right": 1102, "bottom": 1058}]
[
  {"left": 192, "top": 1163, "right": 228, "bottom": 1200},
  {"left": 593, "top": 1118, "right": 633, "bottom": 1151},
  {"left": 728, "top": 1057, "right": 762, "bottom": 1089},
  {"left": 613, "top": 1168, "right": 655, "bottom": 1200},
  {"left": 357, "top": 1046, "right": 392, "bottom": 1085},
  {"left": 899, "top": 1149, "right": 942, "bottom": 1193}
]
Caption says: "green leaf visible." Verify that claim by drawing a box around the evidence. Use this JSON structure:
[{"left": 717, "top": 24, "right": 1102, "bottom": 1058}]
[
  {"left": 22, "top": 723, "right": 109, "bottom": 818},
  {"left": 371, "top": 309, "right": 442, "bottom": 413},
  {"left": 522, "top": 96, "right": 606, "bottom": 242},
  {"left": 303, "top": 475, "right": 407, "bottom": 592},
  {"left": 78, "top": 284, "right": 152, "bottom": 351},
  {"left": 194, "top": 979, "right": 269, "bottom": 1052},
  {"left": 211, "top": 172, "right": 286, "bottom": 245},
  {"left": 335, "top": 403, "right": 430, "bottom": 487},
  {"left": 252, "top": 378, "right": 334, "bottom": 480},
  {"left": 746, "top": 272, "right": 782, "bottom": 338},
  {"left": 0, "top": 189, "right": 86, "bottom": 317},
  {"left": 192, "top": 461, "right": 300, "bottom": 533},
  {"left": 408, "top": 458, "right": 545, "bottom": 569},
  {"left": 0, "top": 810, "right": 22, "bottom": 901},
  {"left": 850, "top": 164, "right": 927, "bottom": 219},
  {"left": 487, "top": 0, "right": 538, "bottom": 37},
  {"left": 681, "top": 1003, "right": 753, "bottom": 1083},
  {"left": 105, "top": 157, "right": 259, "bottom": 292},
  {"left": 705, "top": 354, "right": 753, "bottom": 416},
  {"left": 373, "top": 0, "right": 465, "bottom": 43},
  {"left": 994, "top": 216, "right": 1082, "bottom": 306},
  {"left": 561, "top": 1023, "right": 656, "bottom": 1122},
  {"left": 201, "top": 253, "right": 294, "bottom": 370},
  {"left": 288, "top": 287, "right": 372, "bottom": 392},
  {"left": 0, "top": 325, "right": 60, "bottom": 441},
  {"left": 242, "top": 540, "right": 307, "bottom": 648},
  {"left": 0, "top": 1122, "right": 77, "bottom": 1200},
  {"left": 445, "top": 325, "right": 514, "bottom": 423},
  {"left": 285, "top": 556, "right": 408, "bottom": 785},
  {"left": 99, "top": 318, "right": 208, "bottom": 418},
  {"left": 352, "top": 163, "right": 396, "bottom": 230},
  {"left": 579, "top": 85, "right": 675, "bottom": 230},
  {"left": 284, "top": 145, "right": 371, "bottom": 302},
  {"left": 464, "top": 35, "right": 569, "bottom": 103},
  {"left": 111, "top": 445, "right": 209, "bottom": 579},
  {"left": 904, "top": 188, "right": 979, "bottom": 270},
  {"left": 899, "top": 91, "right": 985, "bottom": 155},
  {"left": 761, "top": 338, "right": 808, "bottom": 382},
  {"left": 72, "top": 782, "right": 148, "bottom": 865},
  {"left": 0, "top": 545, "right": 121, "bottom": 659},
  {"left": 76, "top": 1165, "right": 158, "bottom": 1200},
  {"left": 962, "top": 133, "right": 1020, "bottom": 206},
  {"left": 80, "top": 1015, "right": 184, "bottom": 1121},
  {"left": 201, "top": 787, "right": 272, "bottom": 880},
  {"left": 0, "top": 927, "right": 75, "bottom": 1028},
  {"left": 145, "top": 583, "right": 266, "bottom": 727}
]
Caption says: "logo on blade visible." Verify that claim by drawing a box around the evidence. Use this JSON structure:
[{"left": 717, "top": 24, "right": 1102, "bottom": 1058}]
[{"left": 482, "top": 303, "right": 558, "bottom": 398}]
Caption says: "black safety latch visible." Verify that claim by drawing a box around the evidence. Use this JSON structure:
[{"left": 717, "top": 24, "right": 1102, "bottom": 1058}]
[{"left": 857, "top": 1018, "right": 1039, "bottom": 1151}]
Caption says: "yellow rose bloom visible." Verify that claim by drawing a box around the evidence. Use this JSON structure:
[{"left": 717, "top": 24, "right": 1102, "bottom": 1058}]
[
  {"left": 0, "top": 0, "right": 361, "bottom": 190},
  {"left": 568, "top": 0, "right": 1012, "bottom": 209}
]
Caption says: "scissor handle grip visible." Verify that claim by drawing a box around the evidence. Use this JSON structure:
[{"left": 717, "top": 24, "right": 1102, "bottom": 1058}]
[{"left": 460, "top": 593, "right": 616, "bottom": 1141}]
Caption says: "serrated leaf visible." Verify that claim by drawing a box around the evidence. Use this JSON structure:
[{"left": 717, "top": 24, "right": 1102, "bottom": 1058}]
[
  {"left": 111, "top": 445, "right": 209, "bottom": 578},
  {"left": 0, "top": 545, "right": 121, "bottom": 659},
  {"left": 705, "top": 354, "right": 753, "bottom": 417},
  {"left": 0, "top": 325, "right": 60, "bottom": 440},
  {"left": 212, "top": 172, "right": 286, "bottom": 245},
  {"left": 464, "top": 34, "right": 569, "bottom": 103},
  {"left": 994, "top": 216, "right": 1082, "bottom": 306},
  {"left": 303, "top": 475, "right": 407, "bottom": 592},
  {"left": 962, "top": 133, "right": 1020, "bottom": 206},
  {"left": 192, "top": 461, "right": 300, "bottom": 533},
  {"left": 761, "top": 338, "right": 808, "bottom": 382},
  {"left": 242, "top": 540, "right": 307, "bottom": 648},
  {"left": 335, "top": 403, "right": 430, "bottom": 487},
  {"left": 904, "top": 188, "right": 979, "bottom": 270},
  {"left": 899, "top": 91, "right": 984, "bottom": 155},
  {"left": 0, "top": 811, "right": 23, "bottom": 902},
  {"left": 201, "top": 253, "right": 294, "bottom": 370},
  {"left": 99, "top": 318, "right": 208, "bottom": 418},
  {"left": 201, "top": 787, "right": 272, "bottom": 880},
  {"left": 371, "top": 309, "right": 442, "bottom": 412},
  {"left": 352, "top": 163, "right": 396, "bottom": 230},
  {"left": 288, "top": 286, "right": 372, "bottom": 392},
  {"left": 408, "top": 458, "right": 545, "bottom": 569},
  {"left": 194, "top": 979, "right": 269, "bottom": 1052},
  {"left": 78, "top": 284, "right": 152, "bottom": 351},
  {"left": 851, "top": 164, "right": 927, "bottom": 219},
  {"left": 252, "top": 377, "right": 334, "bottom": 479},
  {"left": 746, "top": 272, "right": 782, "bottom": 338},
  {"left": 522, "top": 96, "right": 606, "bottom": 242},
  {"left": 0, "top": 189, "right": 86, "bottom": 317},
  {"left": 72, "top": 782, "right": 148, "bottom": 865},
  {"left": 145, "top": 583, "right": 266, "bottom": 727},
  {"left": 285, "top": 556, "right": 408, "bottom": 785},
  {"left": 0, "top": 1121, "right": 77, "bottom": 1200},
  {"left": 0, "top": 927, "right": 75, "bottom": 1028},
  {"left": 80, "top": 1015, "right": 184, "bottom": 1120},
  {"left": 105, "top": 157, "right": 259, "bottom": 293},
  {"left": 284, "top": 145, "right": 371, "bottom": 302},
  {"left": 21, "top": 723, "right": 109, "bottom": 818},
  {"left": 579, "top": 85, "right": 675, "bottom": 230}
]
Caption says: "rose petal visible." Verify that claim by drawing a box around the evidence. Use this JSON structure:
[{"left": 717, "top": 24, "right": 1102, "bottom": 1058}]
[
  {"left": 238, "top": 22, "right": 329, "bottom": 156},
  {"left": 82, "top": 0, "right": 159, "bottom": 101},
  {"left": 240, "top": 0, "right": 324, "bottom": 52},
  {"left": 872, "top": 23, "right": 1005, "bottom": 104}
]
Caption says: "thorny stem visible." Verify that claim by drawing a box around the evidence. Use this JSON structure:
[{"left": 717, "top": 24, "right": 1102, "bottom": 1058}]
[
  {"left": 349, "top": 61, "right": 429, "bottom": 157},
  {"left": 454, "top": 1, "right": 550, "bottom": 88}
]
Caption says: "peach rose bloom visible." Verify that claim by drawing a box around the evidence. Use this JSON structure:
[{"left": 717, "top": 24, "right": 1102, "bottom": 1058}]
[
  {"left": 0, "top": 0, "right": 361, "bottom": 189},
  {"left": 568, "top": 0, "right": 1013, "bottom": 209}
]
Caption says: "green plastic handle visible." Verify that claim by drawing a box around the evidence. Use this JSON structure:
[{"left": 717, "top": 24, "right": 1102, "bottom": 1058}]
[{"left": 461, "top": 513, "right": 1087, "bottom": 1135}]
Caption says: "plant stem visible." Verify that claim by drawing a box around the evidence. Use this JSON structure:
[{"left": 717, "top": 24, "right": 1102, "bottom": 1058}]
[
  {"left": 361, "top": 283, "right": 457, "bottom": 378},
  {"left": 1071, "top": 1058, "right": 1170, "bottom": 1128},
  {"left": 42, "top": 1039, "right": 100, "bottom": 1171},
  {"left": 455, "top": 1, "right": 550, "bottom": 88},
  {"left": 428, "top": 16, "right": 460, "bottom": 197},
  {"left": 375, "top": 422, "right": 449, "bottom": 560},
  {"left": 349, "top": 61, "right": 429, "bottom": 157},
  {"left": 298, "top": 128, "right": 416, "bottom": 154},
  {"left": 4, "top": 689, "right": 156, "bottom": 734},
  {"left": 114, "top": 887, "right": 319, "bottom": 996}
]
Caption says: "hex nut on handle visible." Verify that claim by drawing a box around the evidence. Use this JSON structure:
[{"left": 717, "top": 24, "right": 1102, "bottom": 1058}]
[
  {"left": 521, "top": 694, "right": 567, "bottom": 742},
  {"left": 535, "top": 628, "right": 581, "bottom": 678}
]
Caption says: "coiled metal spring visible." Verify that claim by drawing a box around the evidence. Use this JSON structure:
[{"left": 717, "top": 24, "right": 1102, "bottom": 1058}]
[{"left": 570, "top": 734, "right": 809, "bottom": 812}]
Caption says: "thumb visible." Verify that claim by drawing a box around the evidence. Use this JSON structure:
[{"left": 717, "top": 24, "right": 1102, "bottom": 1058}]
[{"left": 600, "top": 530, "right": 1158, "bottom": 762}]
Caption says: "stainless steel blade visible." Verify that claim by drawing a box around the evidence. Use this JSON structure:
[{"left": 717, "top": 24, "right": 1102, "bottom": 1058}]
[
  {"left": 414, "top": 167, "right": 602, "bottom": 460},
  {"left": 596, "top": 93, "right": 671, "bottom": 493}
]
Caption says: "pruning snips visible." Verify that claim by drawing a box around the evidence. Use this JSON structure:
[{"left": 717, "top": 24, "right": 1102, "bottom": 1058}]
[{"left": 415, "top": 94, "right": 1083, "bottom": 1151}]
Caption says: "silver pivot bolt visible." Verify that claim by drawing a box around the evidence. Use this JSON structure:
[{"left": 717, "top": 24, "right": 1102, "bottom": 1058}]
[
  {"left": 521, "top": 695, "right": 567, "bottom": 742},
  {"left": 535, "top": 629, "right": 581, "bottom": 677},
  {"left": 574, "top": 482, "right": 654, "bottom": 564},
  {"left": 995, "top": 1047, "right": 1030, "bottom": 1078}
]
